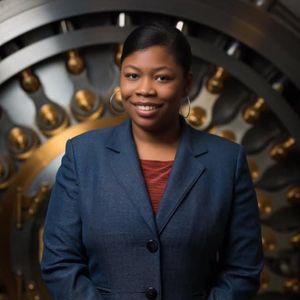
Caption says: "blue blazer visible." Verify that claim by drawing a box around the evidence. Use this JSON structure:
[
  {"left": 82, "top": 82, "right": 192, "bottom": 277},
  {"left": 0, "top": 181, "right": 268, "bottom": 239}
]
[{"left": 41, "top": 119, "right": 263, "bottom": 300}]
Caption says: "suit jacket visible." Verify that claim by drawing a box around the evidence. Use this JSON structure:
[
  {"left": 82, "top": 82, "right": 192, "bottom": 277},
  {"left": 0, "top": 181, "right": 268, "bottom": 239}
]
[{"left": 41, "top": 119, "right": 263, "bottom": 300}]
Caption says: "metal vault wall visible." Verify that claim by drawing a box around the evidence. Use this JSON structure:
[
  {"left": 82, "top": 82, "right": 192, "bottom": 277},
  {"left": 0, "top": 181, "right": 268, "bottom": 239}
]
[{"left": 0, "top": 0, "right": 300, "bottom": 299}]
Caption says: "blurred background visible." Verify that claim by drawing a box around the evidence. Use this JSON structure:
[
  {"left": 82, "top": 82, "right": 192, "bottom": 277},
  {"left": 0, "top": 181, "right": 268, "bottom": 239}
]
[{"left": 0, "top": 0, "right": 300, "bottom": 299}]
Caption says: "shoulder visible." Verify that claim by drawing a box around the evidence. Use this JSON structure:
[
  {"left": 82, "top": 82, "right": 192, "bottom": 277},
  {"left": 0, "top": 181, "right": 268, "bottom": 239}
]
[
  {"left": 187, "top": 125, "right": 247, "bottom": 177},
  {"left": 67, "top": 120, "right": 126, "bottom": 152},
  {"left": 70, "top": 127, "right": 113, "bottom": 146},
  {"left": 188, "top": 123, "right": 241, "bottom": 155}
]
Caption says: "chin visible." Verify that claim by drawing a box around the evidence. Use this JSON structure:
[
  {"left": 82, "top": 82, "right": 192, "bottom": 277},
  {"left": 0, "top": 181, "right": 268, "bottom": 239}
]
[{"left": 131, "top": 117, "right": 164, "bottom": 132}]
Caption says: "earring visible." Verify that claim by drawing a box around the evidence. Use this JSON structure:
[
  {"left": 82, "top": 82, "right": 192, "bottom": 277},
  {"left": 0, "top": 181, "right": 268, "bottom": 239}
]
[
  {"left": 180, "top": 96, "right": 191, "bottom": 118},
  {"left": 109, "top": 87, "right": 125, "bottom": 115}
]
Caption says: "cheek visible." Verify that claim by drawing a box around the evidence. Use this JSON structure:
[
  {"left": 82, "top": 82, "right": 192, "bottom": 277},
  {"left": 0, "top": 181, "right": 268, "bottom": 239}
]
[
  {"left": 119, "top": 80, "right": 132, "bottom": 100},
  {"left": 159, "top": 85, "right": 184, "bottom": 103}
]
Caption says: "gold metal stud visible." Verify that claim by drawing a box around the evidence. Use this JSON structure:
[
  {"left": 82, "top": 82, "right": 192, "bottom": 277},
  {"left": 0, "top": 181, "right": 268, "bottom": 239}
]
[
  {"left": 286, "top": 186, "right": 300, "bottom": 206},
  {"left": 270, "top": 137, "right": 296, "bottom": 160},
  {"left": 206, "top": 67, "right": 227, "bottom": 94},
  {"left": 284, "top": 278, "right": 300, "bottom": 294},
  {"left": 187, "top": 106, "right": 207, "bottom": 127},
  {"left": 262, "top": 230, "right": 276, "bottom": 251},
  {"left": 290, "top": 233, "right": 300, "bottom": 249},
  {"left": 37, "top": 103, "right": 69, "bottom": 137},
  {"left": 72, "top": 89, "right": 105, "bottom": 121},
  {"left": 257, "top": 193, "right": 272, "bottom": 216},
  {"left": 115, "top": 44, "right": 124, "bottom": 67},
  {"left": 66, "top": 50, "right": 85, "bottom": 75},
  {"left": 247, "top": 159, "right": 260, "bottom": 180},
  {"left": 260, "top": 269, "right": 269, "bottom": 290},
  {"left": 243, "top": 97, "right": 267, "bottom": 123},
  {"left": 7, "top": 127, "right": 40, "bottom": 160},
  {"left": 20, "top": 69, "right": 40, "bottom": 93}
]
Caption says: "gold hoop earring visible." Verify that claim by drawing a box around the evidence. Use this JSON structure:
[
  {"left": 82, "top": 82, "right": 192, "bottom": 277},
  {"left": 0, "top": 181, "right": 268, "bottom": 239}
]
[
  {"left": 109, "top": 87, "right": 125, "bottom": 115},
  {"left": 180, "top": 96, "right": 191, "bottom": 118}
]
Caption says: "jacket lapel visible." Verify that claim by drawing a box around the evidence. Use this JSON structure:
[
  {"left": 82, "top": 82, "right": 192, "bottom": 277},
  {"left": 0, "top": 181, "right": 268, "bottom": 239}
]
[
  {"left": 105, "top": 119, "right": 208, "bottom": 237},
  {"left": 156, "top": 121, "right": 208, "bottom": 235},
  {"left": 106, "top": 120, "right": 158, "bottom": 236}
]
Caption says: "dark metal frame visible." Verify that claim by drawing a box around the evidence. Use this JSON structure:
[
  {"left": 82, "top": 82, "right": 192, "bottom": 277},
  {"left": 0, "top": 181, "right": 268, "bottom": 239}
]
[{"left": 1, "top": 0, "right": 300, "bottom": 89}]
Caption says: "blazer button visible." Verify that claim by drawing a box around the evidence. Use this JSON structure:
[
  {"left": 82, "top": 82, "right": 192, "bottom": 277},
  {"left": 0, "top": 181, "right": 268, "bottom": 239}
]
[
  {"left": 145, "top": 287, "right": 158, "bottom": 299},
  {"left": 146, "top": 240, "right": 158, "bottom": 253}
]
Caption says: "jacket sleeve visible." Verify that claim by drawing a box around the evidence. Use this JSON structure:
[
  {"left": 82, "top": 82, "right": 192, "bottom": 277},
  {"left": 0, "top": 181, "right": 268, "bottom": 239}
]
[
  {"left": 40, "top": 140, "right": 103, "bottom": 300},
  {"left": 207, "top": 146, "right": 264, "bottom": 300}
]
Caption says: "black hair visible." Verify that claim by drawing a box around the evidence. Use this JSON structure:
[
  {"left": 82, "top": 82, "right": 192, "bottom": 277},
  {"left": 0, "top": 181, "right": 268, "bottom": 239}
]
[{"left": 120, "top": 22, "right": 192, "bottom": 75}]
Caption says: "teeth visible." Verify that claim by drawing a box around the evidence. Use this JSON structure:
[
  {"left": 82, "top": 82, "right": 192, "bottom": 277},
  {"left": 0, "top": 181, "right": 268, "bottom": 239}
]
[{"left": 136, "top": 105, "right": 158, "bottom": 111}]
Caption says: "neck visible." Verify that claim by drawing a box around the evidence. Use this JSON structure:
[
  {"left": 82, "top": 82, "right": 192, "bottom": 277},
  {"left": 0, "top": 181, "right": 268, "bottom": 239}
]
[
  {"left": 132, "top": 119, "right": 181, "bottom": 145},
  {"left": 131, "top": 118, "right": 182, "bottom": 161}
]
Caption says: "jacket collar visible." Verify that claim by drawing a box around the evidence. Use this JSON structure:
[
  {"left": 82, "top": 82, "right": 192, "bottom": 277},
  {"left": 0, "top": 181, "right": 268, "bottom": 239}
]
[
  {"left": 106, "top": 118, "right": 208, "bottom": 157},
  {"left": 106, "top": 118, "right": 208, "bottom": 236}
]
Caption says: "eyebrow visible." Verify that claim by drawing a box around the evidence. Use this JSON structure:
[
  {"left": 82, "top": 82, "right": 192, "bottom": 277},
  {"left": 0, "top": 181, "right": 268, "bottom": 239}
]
[{"left": 123, "top": 65, "right": 174, "bottom": 72}]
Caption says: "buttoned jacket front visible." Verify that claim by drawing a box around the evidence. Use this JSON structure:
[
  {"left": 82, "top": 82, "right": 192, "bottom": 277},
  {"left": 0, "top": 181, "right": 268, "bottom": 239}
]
[{"left": 41, "top": 119, "right": 263, "bottom": 300}]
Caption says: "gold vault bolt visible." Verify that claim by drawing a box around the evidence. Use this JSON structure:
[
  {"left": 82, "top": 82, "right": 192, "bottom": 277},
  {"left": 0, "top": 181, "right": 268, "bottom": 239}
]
[
  {"left": 209, "top": 127, "right": 236, "bottom": 142},
  {"left": 287, "top": 186, "right": 300, "bottom": 206},
  {"left": 73, "top": 89, "right": 105, "bottom": 121},
  {"left": 284, "top": 279, "right": 300, "bottom": 294},
  {"left": 39, "top": 104, "right": 59, "bottom": 127},
  {"left": 220, "top": 130, "right": 236, "bottom": 142},
  {"left": 247, "top": 159, "right": 259, "bottom": 180},
  {"left": 20, "top": 69, "right": 40, "bottom": 93},
  {"left": 75, "top": 90, "right": 95, "bottom": 112},
  {"left": 206, "top": 67, "right": 227, "bottom": 94},
  {"left": 270, "top": 137, "right": 296, "bottom": 160},
  {"left": 242, "top": 79, "right": 284, "bottom": 123},
  {"left": 37, "top": 103, "right": 69, "bottom": 137},
  {"left": 187, "top": 106, "right": 207, "bottom": 127},
  {"left": 260, "top": 269, "right": 269, "bottom": 290},
  {"left": 8, "top": 127, "right": 29, "bottom": 150},
  {"left": 115, "top": 44, "right": 124, "bottom": 67},
  {"left": 257, "top": 194, "right": 272, "bottom": 216},
  {"left": 26, "top": 279, "right": 41, "bottom": 300},
  {"left": 290, "top": 233, "right": 300, "bottom": 248},
  {"left": 7, "top": 127, "right": 40, "bottom": 160},
  {"left": 262, "top": 230, "right": 276, "bottom": 251},
  {"left": 243, "top": 97, "right": 267, "bottom": 123},
  {"left": 66, "top": 50, "right": 85, "bottom": 75}
]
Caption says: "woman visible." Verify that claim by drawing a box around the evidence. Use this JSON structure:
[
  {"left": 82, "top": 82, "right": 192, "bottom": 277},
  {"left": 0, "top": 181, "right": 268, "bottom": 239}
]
[{"left": 41, "top": 23, "right": 263, "bottom": 300}]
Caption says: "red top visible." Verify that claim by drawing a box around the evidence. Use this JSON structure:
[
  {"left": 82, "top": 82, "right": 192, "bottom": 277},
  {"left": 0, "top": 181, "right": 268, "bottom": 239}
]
[{"left": 140, "top": 159, "right": 174, "bottom": 215}]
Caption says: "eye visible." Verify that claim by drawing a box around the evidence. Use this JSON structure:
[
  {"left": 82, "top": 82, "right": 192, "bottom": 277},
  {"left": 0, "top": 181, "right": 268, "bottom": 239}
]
[
  {"left": 155, "top": 75, "right": 172, "bottom": 82},
  {"left": 125, "top": 73, "right": 139, "bottom": 80}
]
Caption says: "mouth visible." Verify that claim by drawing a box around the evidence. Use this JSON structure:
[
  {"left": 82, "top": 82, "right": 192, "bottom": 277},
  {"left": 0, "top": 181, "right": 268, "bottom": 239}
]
[
  {"left": 131, "top": 102, "right": 163, "bottom": 112},
  {"left": 132, "top": 102, "right": 164, "bottom": 112},
  {"left": 129, "top": 101, "right": 164, "bottom": 117}
]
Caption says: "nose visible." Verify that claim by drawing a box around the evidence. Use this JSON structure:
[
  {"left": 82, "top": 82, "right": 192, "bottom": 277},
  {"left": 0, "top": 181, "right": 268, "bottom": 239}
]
[{"left": 135, "top": 77, "right": 156, "bottom": 97}]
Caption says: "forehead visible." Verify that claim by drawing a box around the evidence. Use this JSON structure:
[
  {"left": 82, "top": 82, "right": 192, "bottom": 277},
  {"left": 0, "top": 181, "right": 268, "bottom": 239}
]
[{"left": 121, "top": 46, "right": 180, "bottom": 70}]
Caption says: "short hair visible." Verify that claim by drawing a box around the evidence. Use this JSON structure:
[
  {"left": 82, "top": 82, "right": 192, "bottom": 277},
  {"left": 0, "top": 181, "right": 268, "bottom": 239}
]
[{"left": 120, "top": 22, "right": 192, "bottom": 75}]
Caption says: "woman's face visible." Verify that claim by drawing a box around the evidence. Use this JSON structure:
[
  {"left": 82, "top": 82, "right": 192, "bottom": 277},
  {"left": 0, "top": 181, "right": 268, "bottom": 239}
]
[{"left": 120, "top": 45, "right": 191, "bottom": 133}]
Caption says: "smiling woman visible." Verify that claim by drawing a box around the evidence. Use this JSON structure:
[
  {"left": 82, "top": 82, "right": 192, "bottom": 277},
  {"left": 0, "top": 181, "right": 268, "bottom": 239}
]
[
  {"left": 119, "top": 24, "right": 192, "bottom": 160},
  {"left": 41, "top": 23, "right": 263, "bottom": 300},
  {"left": 120, "top": 46, "right": 189, "bottom": 135}
]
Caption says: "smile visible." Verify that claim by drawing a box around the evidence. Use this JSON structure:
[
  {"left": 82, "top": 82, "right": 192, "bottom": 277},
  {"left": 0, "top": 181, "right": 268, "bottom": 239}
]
[
  {"left": 136, "top": 105, "right": 160, "bottom": 111},
  {"left": 132, "top": 102, "right": 163, "bottom": 111}
]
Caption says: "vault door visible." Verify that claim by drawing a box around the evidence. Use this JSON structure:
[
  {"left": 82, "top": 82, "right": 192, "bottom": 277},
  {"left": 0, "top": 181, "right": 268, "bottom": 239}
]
[{"left": 0, "top": 1, "right": 300, "bottom": 299}]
